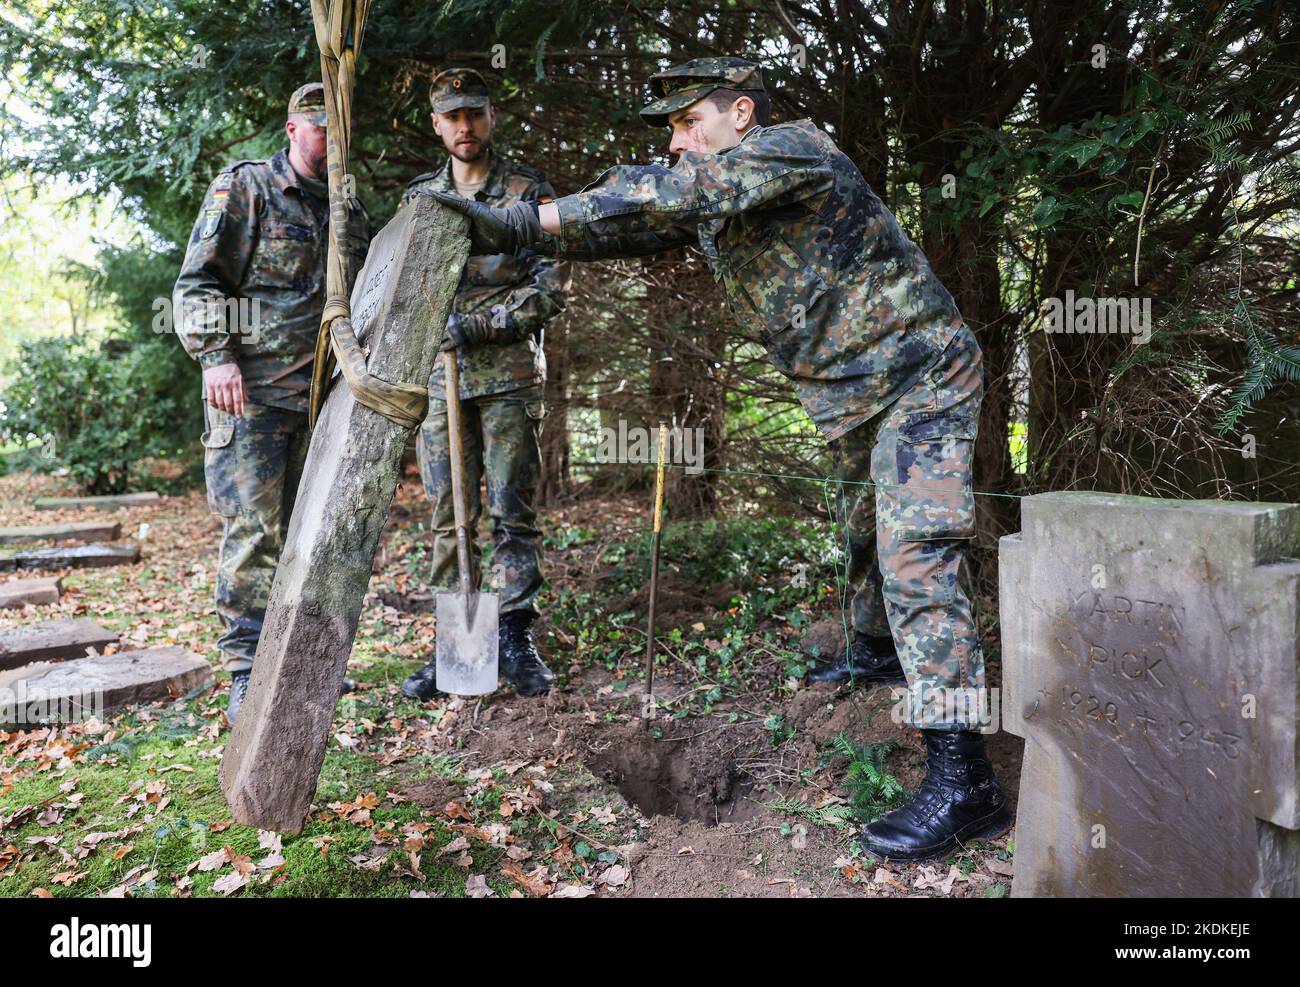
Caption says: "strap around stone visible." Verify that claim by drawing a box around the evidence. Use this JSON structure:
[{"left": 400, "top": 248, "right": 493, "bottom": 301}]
[{"left": 326, "top": 317, "right": 429, "bottom": 430}]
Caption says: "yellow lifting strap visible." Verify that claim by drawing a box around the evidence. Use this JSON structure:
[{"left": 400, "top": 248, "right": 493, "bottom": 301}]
[{"left": 307, "top": 0, "right": 429, "bottom": 431}]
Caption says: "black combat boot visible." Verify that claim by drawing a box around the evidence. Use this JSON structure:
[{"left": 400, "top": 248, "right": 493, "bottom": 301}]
[
  {"left": 860, "top": 728, "right": 1011, "bottom": 862},
  {"left": 401, "top": 659, "right": 444, "bottom": 701},
  {"left": 807, "top": 631, "right": 905, "bottom": 685},
  {"left": 499, "top": 611, "right": 554, "bottom": 696},
  {"left": 227, "top": 670, "right": 351, "bottom": 724},
  {"left": 227, "top": 669, "right": 250, "bottom": 726}
]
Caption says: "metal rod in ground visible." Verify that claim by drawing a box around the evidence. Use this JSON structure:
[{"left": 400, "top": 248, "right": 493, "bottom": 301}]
[{"left": 643, "top": 422, "right": 669, "bottom": 731}]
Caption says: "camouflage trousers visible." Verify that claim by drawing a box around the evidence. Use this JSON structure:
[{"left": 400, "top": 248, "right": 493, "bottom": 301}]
[
  {"left": 828, "top": 322, "right": 986, "bottom": 730},
  {"left": 201, "top": 400, "right": 309, "bottom": 673},
  {"left": 416, "top": 384, "right": 546, "bottom": 616}
]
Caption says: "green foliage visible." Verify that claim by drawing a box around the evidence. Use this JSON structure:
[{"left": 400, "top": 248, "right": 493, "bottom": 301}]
[
  {"left": 601, "top": 515, "right": 833, "bottom": 600},
  {"left": 767, "top": 794, "right": 854, "bottom": 829},
  {"left": 0, "top": 0, "right": 1295, "bottom": 506},
  {"left": 1217, "top": 312, "right": 1300, "bottom": 433},
  {"left": 1192, "top": 110, "right": 1254, "bottom": 173},
  {"left": 0, "top": 333, "right": 192, "bottom": 494},
  {"left": 763, "top": 713, "right": 795, "bottom": 746},
  {"left": 832, "top": 733, "right": 907, "bottom": 821}
]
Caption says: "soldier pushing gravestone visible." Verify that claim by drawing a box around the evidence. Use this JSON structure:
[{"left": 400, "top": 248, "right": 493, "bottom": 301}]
[{"left": 429, "top": 56, "right": 1011, "bottom": 862}]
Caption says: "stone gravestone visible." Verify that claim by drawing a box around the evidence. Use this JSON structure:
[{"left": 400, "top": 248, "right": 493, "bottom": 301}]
[
  {"left": 1001, "top": 491, "right": 1300, "bottom": 897},
  {"left": 0, "top": 646, "right": 210, "bottom": 728},
  {"left": 34, "top": 492, "right": 160, "bottom": 511},
  {"left": 0, "top": 618, "right": 117, "bottom": 670},
  {"left": 219, "top": 197, "right": 467, "bottom": 833},
  {"left": 0, "top": 521, "right": 121, "bottom": 544},
  {"left": 0, "top": 543, "right": 140, "bottom": 573},
  {"left": 0, "top": 576, "right": 62, "bottom": 609}
]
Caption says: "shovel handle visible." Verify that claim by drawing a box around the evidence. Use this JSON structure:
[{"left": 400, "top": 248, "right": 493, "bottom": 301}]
[
  {"left": 644, "top": 422, "right": 669, "bottom": 729},
  {"left": 443, "top": 350, "right": 474, "bottom": 600}
]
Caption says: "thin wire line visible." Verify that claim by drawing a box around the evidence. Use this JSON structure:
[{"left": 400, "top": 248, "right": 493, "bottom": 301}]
[{"left": 567, "top": 457, "right": 1026, "bottom": 500}]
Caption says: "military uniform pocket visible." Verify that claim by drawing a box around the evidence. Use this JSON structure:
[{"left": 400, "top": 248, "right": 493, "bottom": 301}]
[
  {"left": 201, "top": 402, "right": 238, "bottom": 517},
  {"left": 730, "top": 230, "right": 829, "bottom": 341},
  {"left": 251, "top": 221, "right": 318, "bottom": 290},
  {"left": 880, "top": 411, "right": 977, "bottom": 542},
  {"left": 201, "top": 400, "right": 235, "bottom": 449}
]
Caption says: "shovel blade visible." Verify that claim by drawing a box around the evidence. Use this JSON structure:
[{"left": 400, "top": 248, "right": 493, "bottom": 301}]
[{"left": 435, "top": 591, "right": 500, "bottom": 695}]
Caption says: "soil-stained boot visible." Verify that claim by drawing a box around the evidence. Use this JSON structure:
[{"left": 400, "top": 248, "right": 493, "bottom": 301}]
[
  {"left": 499, "top": 611, "right": 554, "bottom": 696},
  {"left": 227, "top": 670, "right": 250, "bottom": 726},
  {"left": 807, "top": 631, "right": 905, "bottom": 685},
  {"left": 401, "top": 659, "right": 445, "bottom": 701},
  {"left": 860, "top": 729, "right": 1011, "bottom": 862}
]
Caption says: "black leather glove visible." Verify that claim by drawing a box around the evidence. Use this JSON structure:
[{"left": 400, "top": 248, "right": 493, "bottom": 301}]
[
  {"left": 440, "top": 313, "right": 468, "bottom": 352},
  {"left": 423, "top": 190, "right": 542, "bottom": 255},
  {"left": 439, "top": 313, "right": 493, "bottom": 351}
]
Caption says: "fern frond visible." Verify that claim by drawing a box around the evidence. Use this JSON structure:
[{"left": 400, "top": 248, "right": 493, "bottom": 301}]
[{"left": 1216, "top": 309, "right": 1300, "bottom": 433}]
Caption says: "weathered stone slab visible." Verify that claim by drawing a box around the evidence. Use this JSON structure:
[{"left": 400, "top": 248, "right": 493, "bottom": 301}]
[
  {"left": 0, "top": 646, "right": 211, "bottom": 728},
  {"left": 0, "top": 576, "right": 63, "bottom": 609},
  {"left": 0, "top": 543, "right": 140, "bottom": 572},
  {"left": 1001, "top": 492, "right": 1300, "bottom": 897},
  {"left": 0, "top": 617, "right": 117, "bottom": 670},
  {"left": 33, "top": 492, "right": 160, "bottom": 511},
  {"left": 219, "top": 196, "right": 467, "bottom": 833},
  {"left": 0, "top": 521, "right": 121, "bottom": 544}
]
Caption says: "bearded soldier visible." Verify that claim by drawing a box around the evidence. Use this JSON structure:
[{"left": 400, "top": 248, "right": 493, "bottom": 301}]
[
  {"left": 399, "top": 69, "right": 570, "bottom": 700},
  {"left": 173, "top": 83, "right": 371, "bottom": 724}
]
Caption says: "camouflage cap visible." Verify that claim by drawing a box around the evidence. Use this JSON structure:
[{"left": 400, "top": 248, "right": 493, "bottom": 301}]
[
  {"left": 639, "top": 56, "right": 765, "bottom": 126},
  {"left": 429, "top": 68, "right": 491, "bottom": 113},
  {"left": 287, "top": 82, "right": 327, "bottom": 126}
]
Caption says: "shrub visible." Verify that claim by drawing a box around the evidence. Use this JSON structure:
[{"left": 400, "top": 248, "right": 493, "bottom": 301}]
[{"left": 0, "top": 333, "right": 194, "bottom": 494}]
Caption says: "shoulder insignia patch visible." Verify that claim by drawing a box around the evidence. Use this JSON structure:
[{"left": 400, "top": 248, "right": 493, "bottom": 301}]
[{"left": 200, "top": 209, "right": 222, "bottom": 239}]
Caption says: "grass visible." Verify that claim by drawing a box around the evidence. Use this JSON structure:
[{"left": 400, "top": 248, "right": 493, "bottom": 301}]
[
  {"left": 0, "top": 690, "right": 485, "bottom": 898},
  {"left": 1, "top": 468, "right": 1010, "bottom": 898}
]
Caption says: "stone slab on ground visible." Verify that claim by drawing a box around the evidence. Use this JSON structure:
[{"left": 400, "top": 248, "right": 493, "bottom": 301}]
[
  {"left": 0, "top": 617, "right": 117, "bottom": 671},
  {"left": 0, "top": 521, "right": 122, "bottom": 544},
  {"left": 0, "top": 576, "right": 63, "bottom": 609},
  {"left": 0, "top": 543, "right": 140, "bottom": 573},
  {"left": 33, "top": 492, "right": 160, "bottom": 511},
  {"left": 0, "top": 646, "right": 211, "bottom": 727}
]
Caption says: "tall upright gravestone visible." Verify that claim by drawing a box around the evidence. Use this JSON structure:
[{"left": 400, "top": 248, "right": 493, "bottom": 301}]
[
  {"left": 1001, "top": 492, "right": 1300, "bottom": 896},
  {"left": 219, "top": 197, "right": 467, "bottom": 833}
]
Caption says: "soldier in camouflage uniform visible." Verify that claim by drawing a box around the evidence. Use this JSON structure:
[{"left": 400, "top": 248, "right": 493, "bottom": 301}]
[
  {"left": 429, "top": 57, "right": 1009, "bottom": 862},
  {"left": 399, "top": 69, "right": 569, "bottom": 700},
  {"left": 173, "top": 83, "right": 371, "bottom": 724}
]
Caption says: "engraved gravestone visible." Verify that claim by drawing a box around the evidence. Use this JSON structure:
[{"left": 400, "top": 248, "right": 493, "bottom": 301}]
[
  {"left": 218, "top": 196, "right": 467, "bottom": 833},
  {"left": 1001, "top": 492, "right": 1300, "bottom": 897}
]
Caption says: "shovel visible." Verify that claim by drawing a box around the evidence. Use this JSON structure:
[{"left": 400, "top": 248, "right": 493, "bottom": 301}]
[{"left": 435, "top": 350, "right": 499, "bottom": 695}]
